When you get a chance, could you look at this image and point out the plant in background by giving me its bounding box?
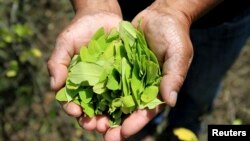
[0,23,43,96]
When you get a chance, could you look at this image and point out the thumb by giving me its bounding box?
[47,33,84,117]
[160,41,193,107]
[47,34,74,91]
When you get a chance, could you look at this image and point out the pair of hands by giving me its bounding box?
[48,1,193,140]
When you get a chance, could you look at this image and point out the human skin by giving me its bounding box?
[47,0,222,140]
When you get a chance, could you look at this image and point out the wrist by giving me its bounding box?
[149,0,223,26]
[70,0,122,17]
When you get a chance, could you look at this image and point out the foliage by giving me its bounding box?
[56,21,163,127]
[0,0,78,141]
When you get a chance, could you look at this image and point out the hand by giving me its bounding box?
[47,0,122,134]
[103,3,194,140]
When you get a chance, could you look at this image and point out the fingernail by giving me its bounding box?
[169,91,177,107]
[79,117,84,128]
[50,77,55,90]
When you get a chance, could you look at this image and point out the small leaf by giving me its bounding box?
[106,70,120,90]
[146,61,160,85]
[141,86,159,103]
[119,21,137,42]
[79,87,93,103]
[106,28,119,42]
[6,70,17,77]
[141,98,164,109]
[30,48,42,58]
[65,88,78,102]
[66,80,79,90]
[55,87,68,101]
[122,95,135,108]
[100,40,115,60]
[121,58,131,96]
[91,27,105,40]
[95,99,107,114]
[80,47,97,63]
[88,39,103,56]
[109,110,122,127]
[93,81,107,94]
[81,102,95,117]
[131,63,144,105]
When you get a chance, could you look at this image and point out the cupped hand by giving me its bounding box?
[103,4,194,141]
[47,2,122,133]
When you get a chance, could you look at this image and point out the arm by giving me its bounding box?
[70,0,122,15]
[150,0,223,24]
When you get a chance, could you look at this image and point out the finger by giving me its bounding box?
[121,106,162,138]
[62,102,82,117]
[160,41,193,107]
[79,116,97,131]
[104,126,123,141]
[47,32,75,91]
[96,116,109,133]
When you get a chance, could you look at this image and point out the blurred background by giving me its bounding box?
[0,0,249,141]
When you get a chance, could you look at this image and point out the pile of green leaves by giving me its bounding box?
[56,21,163,127]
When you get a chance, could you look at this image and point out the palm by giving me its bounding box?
[133,9,193,103]
[48,12,122,118]
[59,12,122,53]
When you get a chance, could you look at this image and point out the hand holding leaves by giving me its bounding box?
[56,21,164,127]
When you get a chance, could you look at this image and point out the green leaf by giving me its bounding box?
[119,21,137,47]
[121,58,131,96]
[87,40,103,59]
[131,63,144,105]
[141,86,159,103]
[97,34,108,50]
[66,80,79,90]
[106,28,119,42]
[81,102,95,117]
[79,87,93,103]
[121,95,136,114]
[5,70,17,77]
[122,95,135,108]
[65,88,78,102]
[106,70,120,90]
[55,87,68,101]
[146,61,160,85]
[68,62,104,85]
[101,92,113,102]
[109,110,122,127]
[100,40,115,60]
[13,24,33,37]
[95,99,107,114]
[80,47,97,63]
[109,98,122,113]
[91,27,105,40]
[121,35,133,62]
[140,98,164,109]
[93,81,107,94]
